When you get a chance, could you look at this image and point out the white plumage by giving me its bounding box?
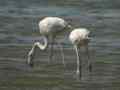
[27,17,71,67]
[39,17,68,35]
[69,28,90,46]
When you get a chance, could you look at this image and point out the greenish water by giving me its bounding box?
[0,0,120,90]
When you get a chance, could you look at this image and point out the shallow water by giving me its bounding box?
[0,0,120,90]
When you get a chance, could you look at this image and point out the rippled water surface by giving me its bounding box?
[0,0,120,90]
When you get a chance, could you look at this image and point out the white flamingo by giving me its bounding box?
[69,28,92,78]
[27,17,72,67]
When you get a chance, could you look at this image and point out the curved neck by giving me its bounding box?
[39,36,48,50]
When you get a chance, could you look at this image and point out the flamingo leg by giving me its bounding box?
[58,42,65,66]
[74,45,82,79]
[85,45,92,72]
[49,36,55,62]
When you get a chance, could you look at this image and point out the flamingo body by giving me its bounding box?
[39,17,68,36]
[69,28,90,46]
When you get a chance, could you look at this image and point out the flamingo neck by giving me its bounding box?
[38,36,48,50]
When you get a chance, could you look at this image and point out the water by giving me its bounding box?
[0,0,120,89]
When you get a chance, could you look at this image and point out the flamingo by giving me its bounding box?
[69,28,92,79]
[27,17,72,67]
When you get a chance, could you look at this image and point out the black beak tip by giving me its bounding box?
[29,62,34,67]
[26,61,34,68]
